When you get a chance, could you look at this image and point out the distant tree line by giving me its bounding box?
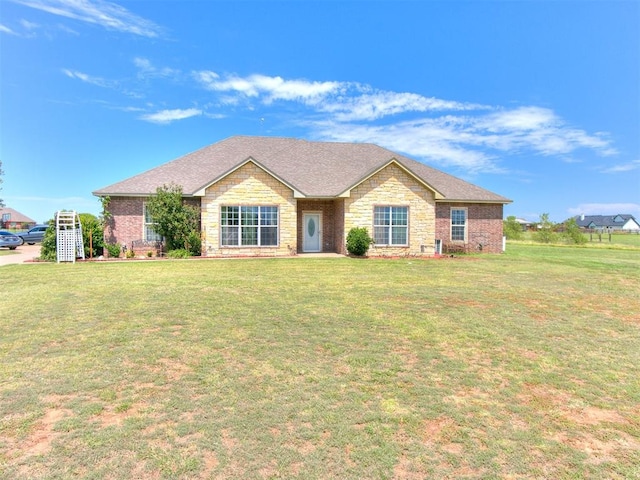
[504,214,586,245]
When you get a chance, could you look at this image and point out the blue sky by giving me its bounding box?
[1,0,638,224]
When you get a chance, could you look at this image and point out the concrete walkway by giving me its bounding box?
[0,244,41,266]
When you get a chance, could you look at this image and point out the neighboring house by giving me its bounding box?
[0,207,36,230]
[515,218,534,231]
[93,136,512,257]
[574,214,640,232]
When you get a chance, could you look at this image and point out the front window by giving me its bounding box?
[451,208,467,241]
[373,206,408,246]
[144,204,162,242]
[221,206,278,247]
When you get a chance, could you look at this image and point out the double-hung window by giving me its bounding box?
[451,208,467,241]
[221,206,278,247]
[373,206,408,246]
[144,204,162,242]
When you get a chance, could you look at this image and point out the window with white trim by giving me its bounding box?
[373,206,408,246]
[451,208,467,241]
[221,206,278,246]
[144,204,162,242]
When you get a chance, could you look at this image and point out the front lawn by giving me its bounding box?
[1,245,639,479]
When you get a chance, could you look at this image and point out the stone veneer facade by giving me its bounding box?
[201,162,297,256]
[345,163,436,257]
[104,162,505,258]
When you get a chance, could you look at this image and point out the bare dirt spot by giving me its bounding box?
[552,431,640,465]
[221,428,238,450]
[392,341,419,370]
[104,403,142,428]
[198,450,219,479]
[159,357,192,381]
[393,452,428,480]
[422,416,457,444]
[14,407,73,458]
[519,384,628,426]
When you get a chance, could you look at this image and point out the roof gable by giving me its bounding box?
[192,157,304,197]
[338,158,444,199]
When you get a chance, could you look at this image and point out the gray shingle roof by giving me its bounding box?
[574,214,638,228]
[93,136,511,203]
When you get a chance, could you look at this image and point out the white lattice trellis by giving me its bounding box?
[56,211,85,263]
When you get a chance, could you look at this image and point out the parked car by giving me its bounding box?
[0,230,23,249]
[17,224,49,244]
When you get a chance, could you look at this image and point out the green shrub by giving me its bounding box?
[106,243,121,258]
[346,227,374,256]
[126,249,136,259]
[79,213,105,258]
[187,231,201,256]
[167,249,190,259]
[39,222,57,262]
[533,213,558,244]
[562,218,587,245]
[503,216,523,240]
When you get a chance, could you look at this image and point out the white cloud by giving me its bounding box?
[599,159,640,173]
[140,108,202,124]
[567,203,640,217]
[193,72,487,119]
[314,119,502,173]
[195,72,342,103]
[12,0,162,37]
[133,57,179,80]
[190,71,616,172]
[0,24,19,35]
[62,68,112,88]
[20,19,40,30]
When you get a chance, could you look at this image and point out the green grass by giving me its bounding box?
[518,230,640,248]
[1,245,639,479]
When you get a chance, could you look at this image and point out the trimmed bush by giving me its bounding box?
[167,249,191,259]
[106,243,122,258]
[346,227,374,256]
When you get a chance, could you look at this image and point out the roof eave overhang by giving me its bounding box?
[92,192,196,198]
[192,157,305,198]
[338,158,445,199]
[436,198,513,205]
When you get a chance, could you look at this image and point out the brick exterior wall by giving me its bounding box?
[296,199,345,253]
[104,196,200,256]
[103,196,145,252]
[201,162,297,257]
[435,203,505,253]
[345,163,436,257]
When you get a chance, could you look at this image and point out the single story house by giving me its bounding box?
[574,214,640,232]
[0,207,37,230]
[93,136,511,257]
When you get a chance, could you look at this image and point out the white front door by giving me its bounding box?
[303,213,321,252]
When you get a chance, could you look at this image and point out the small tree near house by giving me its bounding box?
[146,183,201,255]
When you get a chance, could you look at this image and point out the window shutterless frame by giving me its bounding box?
[451,207,467,242]
[143,203,162,242]
[220,205,279,247]
[373,206,409,246]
